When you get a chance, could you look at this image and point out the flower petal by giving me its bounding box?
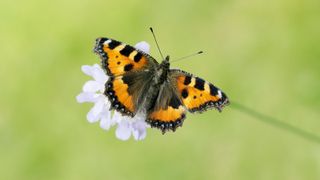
[86,108,100,123]
[86,98,104,123]
[132,119,147,141]
[76,92,97,103]
[112,111,123,123]
[100,111,113,130]
[135,41,150,54]
[82,80,104,92]
[92,65,108,84]
[115,120,132,141]
[81,65,94,76]
[99,101,115,130]
[93,98,105,116]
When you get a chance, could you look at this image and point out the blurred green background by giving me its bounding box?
[1,0,320,179]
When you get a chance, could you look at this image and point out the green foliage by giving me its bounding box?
[1,0,320,179]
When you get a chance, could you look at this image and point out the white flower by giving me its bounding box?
[115,113,147,141]
[76,41,150,141]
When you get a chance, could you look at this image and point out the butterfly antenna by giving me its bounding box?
[171,51,203,63]
[149,27,165,60]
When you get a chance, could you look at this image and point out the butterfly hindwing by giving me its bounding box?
[105,70,154,117]
[94,37,158,76]
[146,80,186,133]
[171,69,229,113]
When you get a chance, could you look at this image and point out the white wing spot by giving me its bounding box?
[217,90,222,98]
[104,39,112,45]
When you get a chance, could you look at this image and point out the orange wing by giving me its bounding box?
[171,70,229,113]
[104,70,154,117]
[147,106,186,133]
[146,81,186,133]
[94,37,157,76]
[105,76,135,116]
[95,38,158,116]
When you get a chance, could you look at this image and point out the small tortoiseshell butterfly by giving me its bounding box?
[93,33,229,133]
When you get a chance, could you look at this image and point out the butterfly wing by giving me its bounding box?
[170,69,229,113]
[146,79,186,133]
[94,37,158,116]
[105,70,155,116]
[94,37,158,76]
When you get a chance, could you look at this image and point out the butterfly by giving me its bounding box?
[93,36,229,133]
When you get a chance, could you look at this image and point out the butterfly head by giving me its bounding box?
[160,55,170,69]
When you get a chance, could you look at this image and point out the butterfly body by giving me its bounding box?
[94,37,229,133]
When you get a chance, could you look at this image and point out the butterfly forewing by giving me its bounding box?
[95,37,158,116]
[94,37,157,76]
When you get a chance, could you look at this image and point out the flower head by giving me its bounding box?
[77,41,151,141]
